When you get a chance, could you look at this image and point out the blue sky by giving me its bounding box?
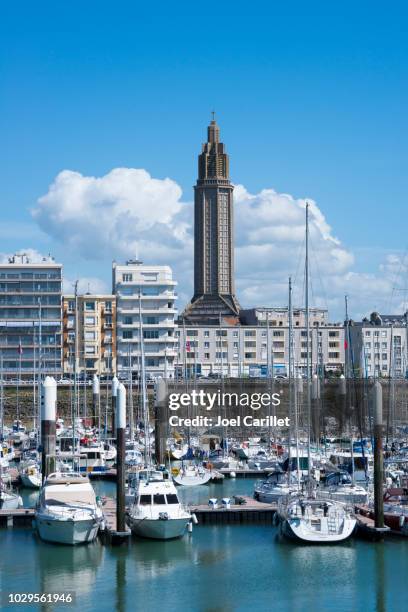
[1,1,408,317]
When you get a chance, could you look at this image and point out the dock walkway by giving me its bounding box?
[190,495,277,524]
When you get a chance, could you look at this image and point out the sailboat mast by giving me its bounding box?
[138,290,150,465]
[288,277,293,482]
[305,202,311,479]
[345,294,355,484]
[72,281,78,462]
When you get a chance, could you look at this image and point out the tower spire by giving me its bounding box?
[180,117,240,324]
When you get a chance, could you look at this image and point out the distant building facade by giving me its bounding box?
[175,318,344,378]
[348,312,408,378]
[0,254,62,378]
[62,294,116,377]
[113,260,178,379]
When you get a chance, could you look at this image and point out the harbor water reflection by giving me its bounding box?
[1,478,407,611]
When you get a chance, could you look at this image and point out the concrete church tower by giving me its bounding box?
[181,116,240,324]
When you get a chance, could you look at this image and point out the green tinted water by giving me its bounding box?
[2,479,407,612]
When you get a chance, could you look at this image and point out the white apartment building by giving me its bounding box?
[349,312,408,378]
[175,322,344,378]
[112,260,178,378]
[0,254,62,378]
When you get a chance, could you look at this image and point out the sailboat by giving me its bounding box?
[278,203,356,543]
[172,463,212,486]
[126,292,192,539]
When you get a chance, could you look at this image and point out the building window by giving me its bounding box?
[122,273,133,282]
[85,316,96,325]
[329,352,339,359]
[143,330,159,339]
[244,330,255,337]
[244,352,256,359]
[68,300,75,312]
[204,342,210,348]
[204,353,210,359]
[365,331,371,336]
[124,316,133,325]
[123,330,133,339]
[187,330,198,336]
[85,345,96,354]
[85,301,95,311]
[145,316,159,325]
[85,359,95,368]
[382,354,387,361]
[233,331,238,337]
[381,331,387,337]
[85,331,96,341]
[329,331,339,337]
[216,330,227,337]
[105,301,112,312]
[204,330,210,337]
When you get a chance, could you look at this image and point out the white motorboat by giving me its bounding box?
[277,495,356,543]
[126,469,192,539]
[35,472,103,545]
[57,437,108,475]
[172,464,212,487]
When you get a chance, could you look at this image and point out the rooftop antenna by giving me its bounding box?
[211,110,215,121]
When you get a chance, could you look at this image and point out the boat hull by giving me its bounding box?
[173,472,212,487]
[281,516,356,543]
[35,515,100,545]
[127,515,189,540]
[21,473,41,489]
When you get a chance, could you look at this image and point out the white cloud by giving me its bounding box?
[33,168,190,262]
[33,168,404,320]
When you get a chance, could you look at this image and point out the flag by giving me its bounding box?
[344,339,348,351]
[186,340,191,352]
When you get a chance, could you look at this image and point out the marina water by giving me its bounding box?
[2,479,407,612]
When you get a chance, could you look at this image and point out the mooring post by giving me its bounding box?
[93,374,100,429]
[154,377,167,465]
[41,376,56,482]
[111,375,119,436]
[116,382,126,534]
[373,381,384,529]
